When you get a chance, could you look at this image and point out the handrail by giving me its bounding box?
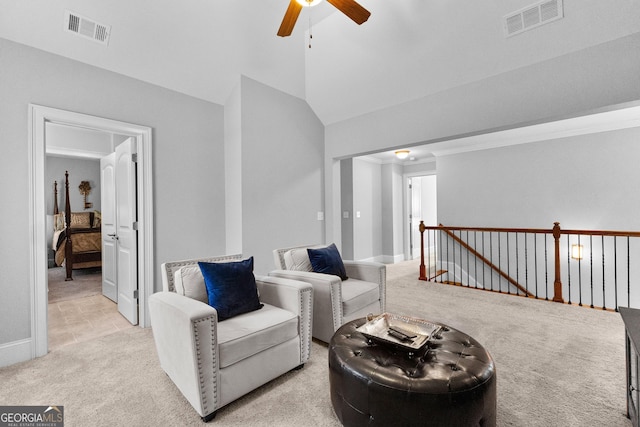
[418,221,640,311]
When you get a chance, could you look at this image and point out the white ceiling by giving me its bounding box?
[1,1,639,129]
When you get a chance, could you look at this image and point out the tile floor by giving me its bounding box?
[48,294,134,352]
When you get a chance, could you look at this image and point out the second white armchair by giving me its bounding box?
[271,244,386,343]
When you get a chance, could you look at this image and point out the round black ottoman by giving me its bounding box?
[329,318,496,427]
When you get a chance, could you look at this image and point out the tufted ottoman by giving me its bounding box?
[329,318,496,427]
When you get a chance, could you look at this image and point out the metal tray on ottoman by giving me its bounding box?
[356,312,441,351]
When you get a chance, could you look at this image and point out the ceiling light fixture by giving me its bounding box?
[395,150,410,160]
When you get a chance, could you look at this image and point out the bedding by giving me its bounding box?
[53,171,102,280]
[54,227,102,268]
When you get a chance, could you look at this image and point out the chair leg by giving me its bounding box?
[202,411,217,422]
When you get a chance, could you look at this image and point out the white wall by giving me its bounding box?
[0,38,225,348]
[45,122,112,158]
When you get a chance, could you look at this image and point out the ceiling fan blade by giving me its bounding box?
[326,0,371,25]
[277,0,303,37]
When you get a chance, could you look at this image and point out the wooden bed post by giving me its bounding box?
[53,181,59,215]
[64,171,73,281]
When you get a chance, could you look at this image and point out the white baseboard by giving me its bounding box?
[0,338,33,368]
[383,254,406,264]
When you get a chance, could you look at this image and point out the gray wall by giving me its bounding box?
[238,76,325,275]
[0,38,225,346]
[323,33,640,246]
[46,157,101,216]
[340,159,354,260]
[437,127,640,231]
[353,158,382,261]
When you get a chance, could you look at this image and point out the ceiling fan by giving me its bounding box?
[277,0,371,37]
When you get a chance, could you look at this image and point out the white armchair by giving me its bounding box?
[270,245,386,343]
[149,255,313,421]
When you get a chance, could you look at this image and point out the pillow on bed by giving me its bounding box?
[307,243,348,281]
[53,213,66,231]
[70,212,91,229]
[92,211,102,228]
[198,257,263,321]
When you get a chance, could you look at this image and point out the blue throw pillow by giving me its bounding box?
[307,244,348,281]
[198,257,263,321]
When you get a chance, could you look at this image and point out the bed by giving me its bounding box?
[52,171,102,281]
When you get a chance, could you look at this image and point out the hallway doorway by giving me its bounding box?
[408,175,437,259]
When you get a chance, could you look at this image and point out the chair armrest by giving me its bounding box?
[343,261,387,313]
[269,270,343,336]
[256,276,313,363]
[343,260,386,284]
[148,292,219,417]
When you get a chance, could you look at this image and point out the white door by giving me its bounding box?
[410,177,422,259]
[100,152,117,302]
[115,138,139,325]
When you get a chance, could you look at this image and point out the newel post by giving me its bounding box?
[419,221,427,280]
[552,222,564,303]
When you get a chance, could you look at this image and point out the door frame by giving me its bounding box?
[403,171,436,261]
[28,104,154,358]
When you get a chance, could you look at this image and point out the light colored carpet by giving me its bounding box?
[0,260,631,426]
[48,267,102,304]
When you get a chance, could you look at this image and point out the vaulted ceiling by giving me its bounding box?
[1,0,638,127]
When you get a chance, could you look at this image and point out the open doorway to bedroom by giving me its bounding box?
[45,124,133,351]
[29,104,154,359]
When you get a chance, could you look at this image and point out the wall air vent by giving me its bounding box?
[504,0,563,37]
[64,10,111,45]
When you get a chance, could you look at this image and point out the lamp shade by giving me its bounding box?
[571,244,583,260]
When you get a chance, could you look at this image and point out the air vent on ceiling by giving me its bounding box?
[504,0,563,38]
[64,10,111,45]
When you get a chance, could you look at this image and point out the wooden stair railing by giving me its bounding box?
[442,225,533,297]
[418,221,640,310]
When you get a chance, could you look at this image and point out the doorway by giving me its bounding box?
[45,129,137,350]
[28,104,154,359]
[408,175,437,260]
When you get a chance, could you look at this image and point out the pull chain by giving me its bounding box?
[308,9,313,48]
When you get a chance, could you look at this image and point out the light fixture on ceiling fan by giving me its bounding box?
[277,0,371,37]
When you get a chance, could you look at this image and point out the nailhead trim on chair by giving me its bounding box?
[330,281,343,332]
[299,287,313,363]
[193,315,218,414]
[379,265,387,313]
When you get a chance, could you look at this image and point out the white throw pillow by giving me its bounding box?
[283,247,315,272]
[174,265,208,304]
